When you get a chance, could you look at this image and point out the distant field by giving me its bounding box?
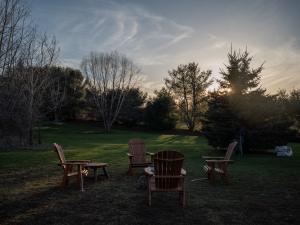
[0,122,299,225]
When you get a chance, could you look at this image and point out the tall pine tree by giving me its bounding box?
[219,49,264,95]
[202,48,293,151]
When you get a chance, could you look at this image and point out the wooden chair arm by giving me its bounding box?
[66,160,91,163]
[205,159,233,163]
[127,153,133,157]
[146,152,154,162]
[60,162,89,166]
[144,167,154,176]
[127,153,134,164]
[181,168,187,176]
[202,156,224,159]
[144,167,186,176]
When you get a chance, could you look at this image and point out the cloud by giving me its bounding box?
[51,1,194,67]
[253,38,300,92]
[32,0,300,94]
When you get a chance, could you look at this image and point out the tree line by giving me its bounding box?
[1,0,299,151]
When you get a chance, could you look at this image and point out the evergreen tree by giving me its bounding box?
[117,88,147,127]
[202,92,239,148]
[203,48,293,151]
[144,88,177,130]
[219,49,264,95]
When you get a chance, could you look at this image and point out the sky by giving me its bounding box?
[29,0,300,93]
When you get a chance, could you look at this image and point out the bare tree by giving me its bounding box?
[19,31,59,145]
[0,0,30,147]
[0,0,59,148]
[81,51,141,132]
[165,62,212,131]
[0,0,28,77]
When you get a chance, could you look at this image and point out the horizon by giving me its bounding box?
[29,0,300,94]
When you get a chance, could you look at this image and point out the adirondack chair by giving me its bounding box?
[202,141,238,184]
[53,143,90,191]
[127,139,154,175]
[145,151,186,206]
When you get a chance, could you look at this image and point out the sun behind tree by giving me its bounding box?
[219,48,265,95]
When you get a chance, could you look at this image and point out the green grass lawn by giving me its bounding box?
[0,122,300,225]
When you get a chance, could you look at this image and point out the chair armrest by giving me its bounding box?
[127,153,134,164]
[146,152,154,162]
[61,162,88,166]
[205,159,233,163]
[181,168,187,176]
[144,167,154,176]
[66,160,91,163]
[127,153,133,157]
[146,152,154,156]
[202,156,224,159]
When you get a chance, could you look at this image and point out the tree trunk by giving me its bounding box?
[54,111,59,122]
[28,125,33,146]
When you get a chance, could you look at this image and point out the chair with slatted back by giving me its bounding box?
[53,143,91,191]
[127,139,154,175]
[202,141,238,184]
[144,151,186,206]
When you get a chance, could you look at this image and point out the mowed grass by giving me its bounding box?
[0,122,300,225]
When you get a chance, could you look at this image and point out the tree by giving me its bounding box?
[203,48,293,151]
[42,67,85,121]
[165,62,212,131]
[289,89,300,129]
[219,48,264,95]
[81,51,141,132]
[0,0,29,147]
[202,92,239,147]
[61,68,85,120]
[18,32,59,145]
[0,0,28,77]
[0,0,59,148]
[144,88,177,130]
[43,67,67,121]
[117,88,147,127]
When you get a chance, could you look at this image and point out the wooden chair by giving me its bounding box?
[202,141,238,184]
[145,151,186,206]
[127,139,154,175]
[53,143,90,191]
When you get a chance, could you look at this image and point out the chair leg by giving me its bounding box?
[207,170,211,180]
[103,166,109,179]
[222,165,229,184]
[208,170,215,184]
[127,165,133,175]
[223,171,230,184]
[93,168,98,182]
[148,190,152,206]
[77,165,84,192]
[62,175,68,187]
[181,191,186,207]
[62,168,69,187]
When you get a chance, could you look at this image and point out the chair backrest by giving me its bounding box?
[224,141,238,160]
[53,143,66,167]
[128,139,146,163]
[153,151,184,189]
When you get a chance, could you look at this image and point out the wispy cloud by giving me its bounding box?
[31,0,300,93]
[260,38,300,92]
[51,1,194,65]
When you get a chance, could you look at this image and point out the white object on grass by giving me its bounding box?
[274,146,293,157]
